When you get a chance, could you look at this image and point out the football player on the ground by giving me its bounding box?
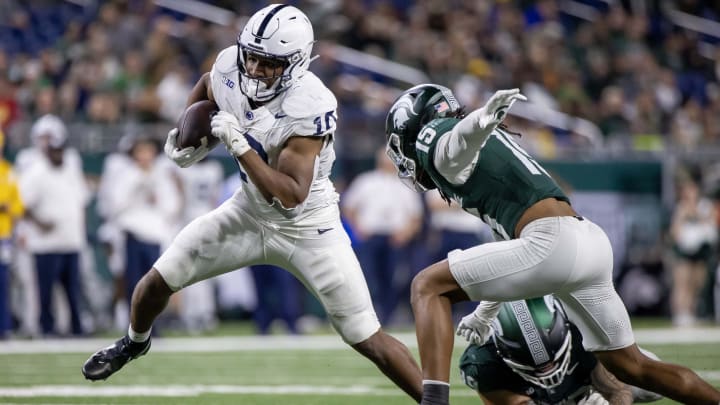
[383,83,720,405]
[459,296,663,405]
[81,4,423,401]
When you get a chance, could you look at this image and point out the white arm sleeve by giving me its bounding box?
[433,109,497,185]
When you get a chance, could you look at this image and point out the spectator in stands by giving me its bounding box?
[425,189,491,322]
[96,134,134,330]
[669,169,717,327]
[110,136,181,303]
[105,136,181,307]
[342,147,423,325]
[0,128,24,339]
[213,174,257,322]
[18,116,89,336]
[425,189,489,265]
[250,264,303,335]
[2,0,720,150]
[0,76,20,131]
[12,114,81,337]
[175,156,224,333]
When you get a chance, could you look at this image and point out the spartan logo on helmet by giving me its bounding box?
[390,97,414,131]
[492,296,573,389]
[384,84,463,192]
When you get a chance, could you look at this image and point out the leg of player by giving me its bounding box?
[82,268,172,380]
[351,330,423,402]
[410,260,469,405]
[594,344,720,405]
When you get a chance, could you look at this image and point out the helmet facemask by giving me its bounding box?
[386,132,429,192]
[499,331,572,389]
[237,41,307,102]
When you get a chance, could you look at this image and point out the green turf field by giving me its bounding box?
[0,328,718,404]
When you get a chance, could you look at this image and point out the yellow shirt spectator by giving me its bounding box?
[0,130,23,238]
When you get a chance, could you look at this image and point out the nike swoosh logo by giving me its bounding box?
[317,228,333,234]
[274,112,288,119]
[566,363,579,375]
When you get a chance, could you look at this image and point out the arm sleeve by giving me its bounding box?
[433,109,497,185]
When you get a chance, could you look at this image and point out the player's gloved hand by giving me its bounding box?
[577,391,609,405]
[456,301,501,345]
[164,128,210,168]
[211,111,251,157]
[476,88,527,129]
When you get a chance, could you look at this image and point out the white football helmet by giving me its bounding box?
[237,4,315,102]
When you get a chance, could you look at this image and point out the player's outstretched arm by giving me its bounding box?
[435,89,526,183]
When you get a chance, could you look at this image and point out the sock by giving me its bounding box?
[128,325,151,343]
[420,380,450,405]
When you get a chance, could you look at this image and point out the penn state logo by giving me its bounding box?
[245,111,254,120]
[222,75,235,89]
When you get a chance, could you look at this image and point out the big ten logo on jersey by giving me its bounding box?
[313,111,337,135]
[222,75,235,89]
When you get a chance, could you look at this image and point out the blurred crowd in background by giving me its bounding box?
[0,0,720,339]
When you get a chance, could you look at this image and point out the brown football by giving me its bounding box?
[176,100,220,149]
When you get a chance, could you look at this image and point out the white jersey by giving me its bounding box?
[209,46,339,224]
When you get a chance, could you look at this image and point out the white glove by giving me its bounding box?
[476,88,527,129]
[577,391,609,405]
[164,128,210,168]
[456,301,501,345]
[211,111,251,157]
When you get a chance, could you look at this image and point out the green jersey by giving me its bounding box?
[415,118,569,239]
[459,323,597,404]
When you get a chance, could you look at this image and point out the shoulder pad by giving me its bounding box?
[280,72,337,119]
[210,46,239,92]
[211,46,239,76]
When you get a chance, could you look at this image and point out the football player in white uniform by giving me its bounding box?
[82,4,423,401]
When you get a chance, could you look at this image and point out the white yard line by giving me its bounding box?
[0,327,718,354]
[0,384,476,397]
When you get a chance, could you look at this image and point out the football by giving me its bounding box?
[176,99,220,149]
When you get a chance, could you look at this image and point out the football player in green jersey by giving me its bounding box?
[459,296,663,405]
[384,84,720,405]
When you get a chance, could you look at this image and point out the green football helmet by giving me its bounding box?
[384,84,462,192]
[492,296,572,389]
